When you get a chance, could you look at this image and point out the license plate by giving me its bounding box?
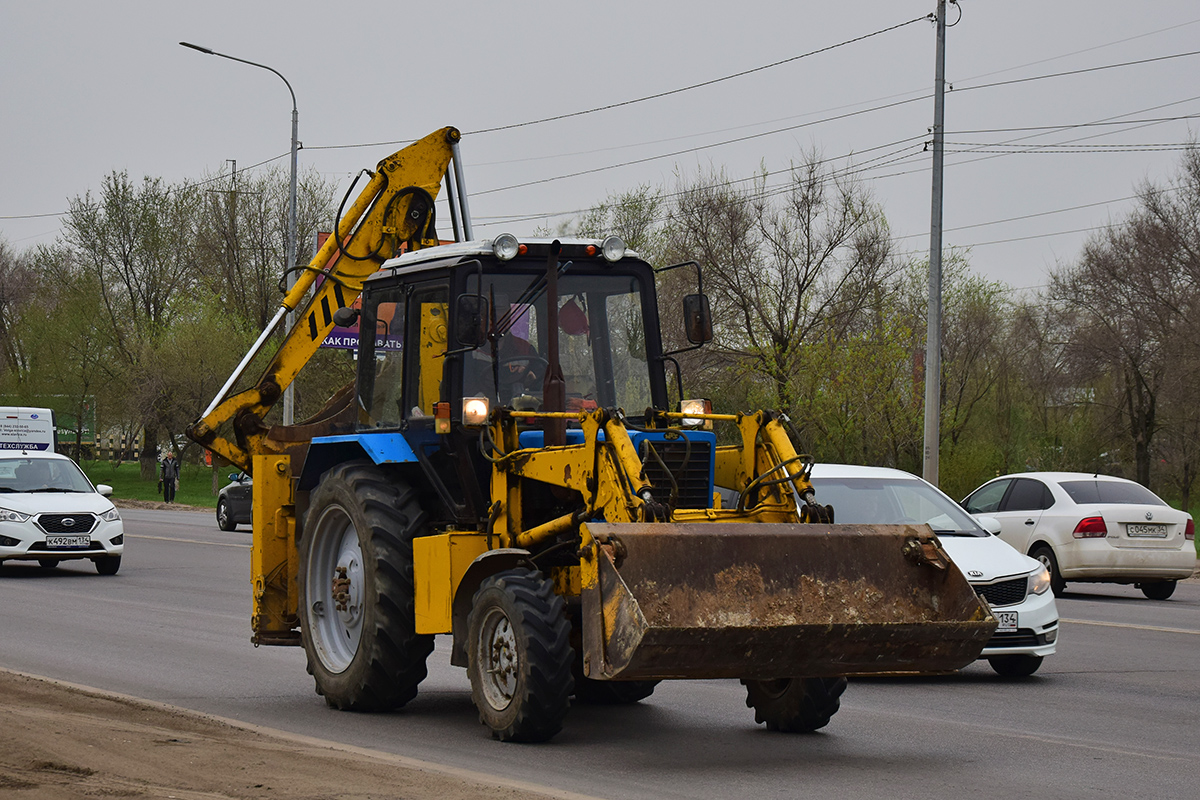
[995,611,1018,632]
[45,536,90,548]
[1126,524,1168,538]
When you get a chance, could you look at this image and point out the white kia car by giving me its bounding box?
[962,472,1195,600]
[808,464,1059,677]
[0,451,124,574]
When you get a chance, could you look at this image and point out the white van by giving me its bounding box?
[0,407,57,452]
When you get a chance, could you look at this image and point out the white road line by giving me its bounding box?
[1060,617,1200,636]
[127,533,250,549]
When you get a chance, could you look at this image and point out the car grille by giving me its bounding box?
[36,513,98,534]
[640,439,712,509]
[975,577,1027,607]
[987,629,1042,648]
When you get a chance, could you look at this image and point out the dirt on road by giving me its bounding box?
[0,670,576,800]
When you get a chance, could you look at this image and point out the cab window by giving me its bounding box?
[405,284,450,419]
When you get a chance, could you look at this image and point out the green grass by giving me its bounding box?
[80,460,224,508]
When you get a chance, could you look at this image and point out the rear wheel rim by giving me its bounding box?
[477,606,518,711]
[306,506,365,673]
[217,502,229,527]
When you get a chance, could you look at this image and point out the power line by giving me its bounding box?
[954,48,1200,94]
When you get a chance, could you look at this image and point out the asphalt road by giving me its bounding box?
[2,507,1197,800]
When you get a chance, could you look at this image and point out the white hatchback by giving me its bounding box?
[809,464,1059,677]
[962,472,1195,600]
[0,451,124,575]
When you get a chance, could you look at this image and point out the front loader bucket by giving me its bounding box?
[580,523,995,681]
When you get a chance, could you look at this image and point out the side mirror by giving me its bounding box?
[332,306,360,328]
[683,294,713,345]
[974,515,1002,535]
[228,472,240,483]
[455,294,487,347]
[95,483,113,498]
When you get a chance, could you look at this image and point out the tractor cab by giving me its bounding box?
[351,236,670,433]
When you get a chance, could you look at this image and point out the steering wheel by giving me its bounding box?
[497,355,549,385]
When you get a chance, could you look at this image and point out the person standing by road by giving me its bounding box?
[160,451,179,503]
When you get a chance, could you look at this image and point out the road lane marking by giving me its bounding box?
[1,667,606,800]
[1060,617,1200,636]
[128,533,250,549]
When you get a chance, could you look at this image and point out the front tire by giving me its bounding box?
[299,461,433,711]
[467,569,573,742]
[742,677,847,732]
[94,556,121,576]
[1139,580,1177,600]
[1030,545,1066,596]
[216,498,236,531]
[987,654,1043,677]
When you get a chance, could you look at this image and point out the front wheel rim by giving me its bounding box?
[477,606,518,711]
[306,506,365,673]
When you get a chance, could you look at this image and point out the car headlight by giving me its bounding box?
[100,508,121,522]
[0,506,31,523]
[1029,563,1052,595]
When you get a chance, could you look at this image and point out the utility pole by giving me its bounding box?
[922,0,948,485]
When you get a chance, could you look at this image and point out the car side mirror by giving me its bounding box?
[974,515,1002,535]
[455,294,487,347]
[683,294,713,345]
[96,483,113,497]
[229,472,240,482]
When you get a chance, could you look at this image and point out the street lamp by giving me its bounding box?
[180,41,299,426]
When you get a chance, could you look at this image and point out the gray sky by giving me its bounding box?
[3,1,1199,293]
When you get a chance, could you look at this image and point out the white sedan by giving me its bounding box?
[0,451,124,574]
[962,472,1195,600]
[809,464,1058,677]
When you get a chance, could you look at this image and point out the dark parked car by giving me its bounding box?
[216,472,252,531]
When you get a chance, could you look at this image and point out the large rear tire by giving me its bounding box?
[299,461,433,711]
[742,677,847,733]
[1030,545,1066,596]
[467,569,573,742]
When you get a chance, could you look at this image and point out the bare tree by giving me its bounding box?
[666,153,896,421]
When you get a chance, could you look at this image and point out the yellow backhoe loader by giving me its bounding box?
[188,126,995,742]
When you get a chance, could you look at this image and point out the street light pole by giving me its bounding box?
[180,41,299,426]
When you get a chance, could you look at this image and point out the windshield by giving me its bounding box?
[0,457,95,493]
[1059,479,1166,506]
[465,270,652,413]
[810,475,987,536]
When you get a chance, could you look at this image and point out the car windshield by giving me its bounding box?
[1058,479,1166,506]
[0,457,95,493]
[810,475,987,536]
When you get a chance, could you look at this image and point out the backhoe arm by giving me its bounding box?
[188,127,461,471]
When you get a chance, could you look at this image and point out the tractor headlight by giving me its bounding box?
[601,235,626,262]
[680,398,712,429]
[463,396,490,426]
[492,233,520,261]
[1029,563,1052,595]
